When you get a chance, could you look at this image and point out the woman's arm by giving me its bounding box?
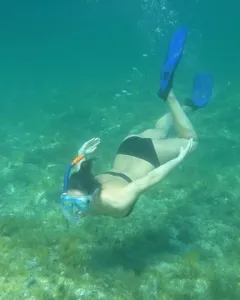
[126,156,182,195]
[118,139,193,214]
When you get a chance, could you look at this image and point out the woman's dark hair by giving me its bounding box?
[68,158,101,195]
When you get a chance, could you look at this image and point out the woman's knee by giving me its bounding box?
[181,127,198,142]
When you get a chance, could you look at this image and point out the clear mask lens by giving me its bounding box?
[61,194,90,225]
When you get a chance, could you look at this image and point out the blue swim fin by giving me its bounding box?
[190,73,213,108]
[158,26,188,100]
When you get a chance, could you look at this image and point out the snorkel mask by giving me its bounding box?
[61,154,91,224]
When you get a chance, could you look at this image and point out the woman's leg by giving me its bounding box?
[166,89,197,141]
[152,90,198,164]
[139,91,193,140]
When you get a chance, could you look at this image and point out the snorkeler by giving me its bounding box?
[61,27,213,224]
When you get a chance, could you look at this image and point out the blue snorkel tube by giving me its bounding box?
[63,164,74,193]
[62,154,85,193]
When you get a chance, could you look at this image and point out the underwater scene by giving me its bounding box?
[0,0,240,299]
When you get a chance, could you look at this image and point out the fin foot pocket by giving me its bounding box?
[158,26,188,101]
[187,73,214,109]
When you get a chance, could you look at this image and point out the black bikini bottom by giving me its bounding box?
[103,136,160,183]
[117,136,160,168]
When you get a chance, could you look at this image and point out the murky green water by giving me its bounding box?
[0,1,240,299]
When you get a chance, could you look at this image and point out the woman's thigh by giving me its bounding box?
[152,138,193,164]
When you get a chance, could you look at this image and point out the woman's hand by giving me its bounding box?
[177,138,194,162]
[78,137,101,155]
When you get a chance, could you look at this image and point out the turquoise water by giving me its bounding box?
[1,1,240,299]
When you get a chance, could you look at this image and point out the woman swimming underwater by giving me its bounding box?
[61,27,213,224]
